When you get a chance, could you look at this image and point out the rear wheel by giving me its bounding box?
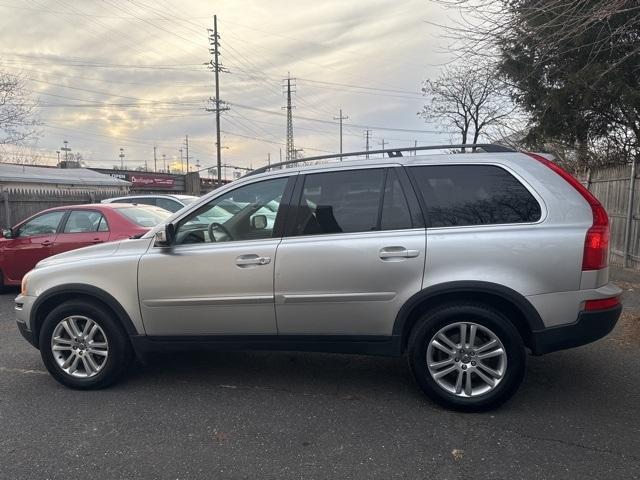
[408,303,525,411]
[39,300,133,389]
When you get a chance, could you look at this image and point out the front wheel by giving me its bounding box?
[39,300,133,389]
[408,303,526,411]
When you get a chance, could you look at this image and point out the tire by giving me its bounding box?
[39,300,133,389]
[408,302,526,412]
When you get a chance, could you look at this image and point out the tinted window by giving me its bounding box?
[294,169,410,236]
[176,177,288,244]
[17,211,65,237]
[410,165,541,227]
[381,169,412,230]
[64,211,108,233]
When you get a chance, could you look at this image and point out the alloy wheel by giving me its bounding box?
[426,322,507,397]
[51,315,109,378]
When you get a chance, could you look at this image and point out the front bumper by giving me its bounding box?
[15,294,38,349]
[16,320,37,348]
[531,304,622,355]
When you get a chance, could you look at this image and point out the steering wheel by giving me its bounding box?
[208,222,233,242]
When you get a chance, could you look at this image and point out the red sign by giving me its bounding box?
[129,174,175,189]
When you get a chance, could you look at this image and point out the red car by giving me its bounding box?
[0,203,170,287]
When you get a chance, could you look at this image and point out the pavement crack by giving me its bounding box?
[495,425,640,462]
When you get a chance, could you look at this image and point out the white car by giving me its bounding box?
[102,194,198,213]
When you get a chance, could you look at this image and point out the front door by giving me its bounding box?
[3,210,67,282]
[274,167,426,336]
[138,175,293,336]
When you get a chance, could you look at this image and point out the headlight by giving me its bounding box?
[20,273,29,296]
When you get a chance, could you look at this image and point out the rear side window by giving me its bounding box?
[410,165,541,227]
[64,210,108,233]
[156,198,182,212]
[292,168,413,236]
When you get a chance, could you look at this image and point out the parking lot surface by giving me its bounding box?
[1,270,639,479]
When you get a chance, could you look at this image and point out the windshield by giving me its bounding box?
[118,206,172,228]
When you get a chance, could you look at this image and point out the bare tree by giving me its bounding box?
[0,144,45,165]
[430,0,640,68]
[0,72,38,145]
[418,65,518,151]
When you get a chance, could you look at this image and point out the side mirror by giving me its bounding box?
[154,223,176,247]
[251,215,267,230]
[1,228,13,239]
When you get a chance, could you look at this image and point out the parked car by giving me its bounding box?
[101,194,198,213]
[15,145,622,411]
[1,203,170,288]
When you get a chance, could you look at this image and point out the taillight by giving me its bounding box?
[584,297,619,311]
[526,152,609,271]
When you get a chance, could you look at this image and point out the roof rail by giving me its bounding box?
[245,143,515,177]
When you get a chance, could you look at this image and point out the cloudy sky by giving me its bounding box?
[1,0,454,178]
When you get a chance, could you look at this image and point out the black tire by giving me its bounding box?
[408,302,526,412]
[39,300,133,389]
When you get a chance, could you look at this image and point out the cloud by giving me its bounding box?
[0,0,452,176]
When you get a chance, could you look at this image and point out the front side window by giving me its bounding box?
[64,211,108,233]
[292,168,413,236]
[410,165,542,227]
[17,211,66,237]
[175,177,288,245]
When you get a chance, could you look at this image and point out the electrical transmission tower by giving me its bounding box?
[119,148,125,169]
[206,15,229,184]
[364,130,372,159]
[283,74,296,165]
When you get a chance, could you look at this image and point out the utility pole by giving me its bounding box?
[364,130,372,159]
[61,140,71,162]
[184,135,190,173]
[162,154,166,173]
[179,148,184,173]
[207,15,229,184]
[56,150,60,163]
[267,153,271,166]
[414,140,417,156]
[378,138,386,156]
[119,148,125,170]
[283,73,296,164]
[333,109,349,160]
[153,145,157,172]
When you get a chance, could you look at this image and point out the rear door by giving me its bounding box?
[2,210,66,282]
[52,209,110,255]
[274,166,426,336]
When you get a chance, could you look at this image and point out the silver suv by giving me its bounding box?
[15,145,622,411]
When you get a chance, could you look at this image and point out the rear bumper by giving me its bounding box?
[531,305,621,355]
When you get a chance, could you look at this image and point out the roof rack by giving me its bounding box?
[245,143,514,177]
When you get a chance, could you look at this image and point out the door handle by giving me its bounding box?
[379,247,420,259]
[235,254,272,266]
[42,240,52,246]
[91,238,103,244]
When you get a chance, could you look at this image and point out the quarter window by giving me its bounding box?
[410,165,541,227]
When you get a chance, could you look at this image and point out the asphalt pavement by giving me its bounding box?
[1,273,639,480]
